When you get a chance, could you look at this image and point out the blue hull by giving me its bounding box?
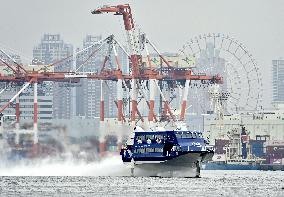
[204,163,260,170]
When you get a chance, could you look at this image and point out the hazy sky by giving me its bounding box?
[0,0,284,107]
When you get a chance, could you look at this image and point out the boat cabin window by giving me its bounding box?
[185,133,192,138]
[175,133,182,138]
[136,134,165,144]
[155,135,164,143]
[136,135,145,141]
[146,135,155,140]
[176,132,194,139]
[175,132,203,139]
[156,138,162,144]
[136,136,143,144]
[192,132,203,138]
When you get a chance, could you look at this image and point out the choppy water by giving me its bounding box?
[0,157,283,196]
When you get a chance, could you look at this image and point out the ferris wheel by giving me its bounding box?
[179,33,263,115]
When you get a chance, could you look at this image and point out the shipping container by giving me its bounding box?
[265,146,284,156]
[266,155,284,164]
[215,139,229,154]
[250,140,265,158]
[270,158,282,165]
[266,152,284,158]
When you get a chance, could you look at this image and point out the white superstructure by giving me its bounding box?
[204,109,284,143]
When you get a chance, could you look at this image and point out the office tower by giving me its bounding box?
[33,34,73,119]
[272,59,284,104]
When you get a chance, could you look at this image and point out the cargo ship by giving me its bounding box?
[203,109,284,170]
[120,125,214,177]
[203,124,284,170]
[203,125,266,170]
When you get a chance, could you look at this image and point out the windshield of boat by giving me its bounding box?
[175,132,202,139]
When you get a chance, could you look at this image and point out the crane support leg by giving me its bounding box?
[99,80,106,157]
[180,80,190,121]
[15,87,20,130]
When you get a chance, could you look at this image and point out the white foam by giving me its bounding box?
[0,156,130,176]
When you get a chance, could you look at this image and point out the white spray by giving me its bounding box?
[0,156,130,176]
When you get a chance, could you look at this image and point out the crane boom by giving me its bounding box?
[91,4,134,31]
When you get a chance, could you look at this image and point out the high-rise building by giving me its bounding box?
[33,34,73,119]
[272,59,284,104]
[0,91,53,122]
[33,34,73,65]
[76,35,119,119]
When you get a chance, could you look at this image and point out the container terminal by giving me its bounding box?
[0,4,283,173]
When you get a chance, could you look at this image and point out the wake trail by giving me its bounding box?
[0,156,130,176]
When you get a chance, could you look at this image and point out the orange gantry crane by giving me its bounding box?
[91,4,222,123]
[0,4,222,154]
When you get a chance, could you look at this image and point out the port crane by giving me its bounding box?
[0,4,222,155]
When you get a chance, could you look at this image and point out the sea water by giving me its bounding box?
[0,156,283,196]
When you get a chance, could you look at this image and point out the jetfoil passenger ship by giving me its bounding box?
[120,126,214,177]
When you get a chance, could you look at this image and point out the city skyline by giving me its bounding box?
[1,30,280,113]
[1,0,283,109]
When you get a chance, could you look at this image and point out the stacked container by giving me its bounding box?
[214,139,229,154]
[264,140,284,164]
[250,140,265,158]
